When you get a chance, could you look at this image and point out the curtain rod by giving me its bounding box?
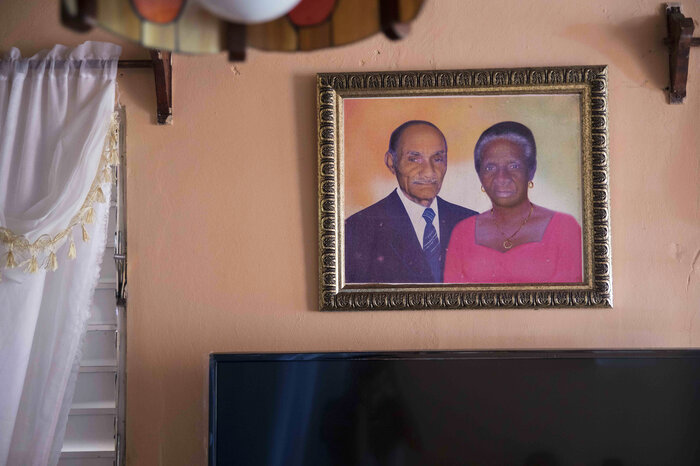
[118,60,152,68]
[3,60,152,68]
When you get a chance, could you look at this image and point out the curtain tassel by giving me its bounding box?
[102,167,113,183]
[47,251,58,271]
[85,207,95,224]
[68,237,77,260]
[82,224,90,242]
[6,246,18,269]
[109,147,120,166]
[95,187,106,203]
[27,255,39,273]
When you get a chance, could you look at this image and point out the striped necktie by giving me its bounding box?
[422,208,440,282]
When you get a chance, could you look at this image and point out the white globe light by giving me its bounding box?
[195,0,302,24]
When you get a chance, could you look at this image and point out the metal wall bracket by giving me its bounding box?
[665,4,700,103]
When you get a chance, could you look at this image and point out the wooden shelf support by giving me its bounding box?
[148,50,173,125]
[61,2,173,123]
[665,4,700,104]
[380,0,412,40]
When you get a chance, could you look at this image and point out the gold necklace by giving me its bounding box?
[491,202,533,249]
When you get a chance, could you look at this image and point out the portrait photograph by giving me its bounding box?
[317,67,611,310]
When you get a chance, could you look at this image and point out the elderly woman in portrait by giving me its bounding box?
[444,121,582,283]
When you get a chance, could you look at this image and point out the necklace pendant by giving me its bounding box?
[503,239,513,249]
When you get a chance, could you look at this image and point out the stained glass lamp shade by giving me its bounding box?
[61,0,425,57]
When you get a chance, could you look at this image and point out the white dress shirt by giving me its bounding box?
[395,188,440,248]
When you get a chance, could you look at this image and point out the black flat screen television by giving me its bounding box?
[209,350,700,466]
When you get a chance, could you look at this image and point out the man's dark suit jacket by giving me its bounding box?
[345,189,478,283]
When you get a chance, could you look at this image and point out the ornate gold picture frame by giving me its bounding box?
[317,66,611,310]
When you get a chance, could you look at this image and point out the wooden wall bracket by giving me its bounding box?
[61,6,172,124]
[380,0,411,40]
[148,50,173,125]
[117,55,172,125]
[225,22,246,62]
[60,0,94,32]
[665,4,700,104]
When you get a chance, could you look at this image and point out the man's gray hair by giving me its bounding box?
[387,120,447,164]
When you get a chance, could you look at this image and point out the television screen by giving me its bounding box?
[209,351,700,465]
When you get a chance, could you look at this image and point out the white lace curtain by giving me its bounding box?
[0,41,121,466]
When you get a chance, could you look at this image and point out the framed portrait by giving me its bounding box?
[317,66,611,310]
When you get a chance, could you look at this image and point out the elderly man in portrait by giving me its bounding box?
[345,120,477,283]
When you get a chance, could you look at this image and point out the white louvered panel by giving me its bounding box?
[96,280,116,289]
[72,372,116,413]
[62,111,124,465]
[88,324,117,331]
[79,364,117,373]
[81,330,116,368]
[100,205,117,284]
[62,414,115,456]
[100,247,117,282]
[107,206,117,243]
[58,458,114,466]
[89,289,117,325]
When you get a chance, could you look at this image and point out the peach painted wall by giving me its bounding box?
[2,1,700,464]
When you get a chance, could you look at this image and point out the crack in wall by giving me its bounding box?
[686,248,700,293]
